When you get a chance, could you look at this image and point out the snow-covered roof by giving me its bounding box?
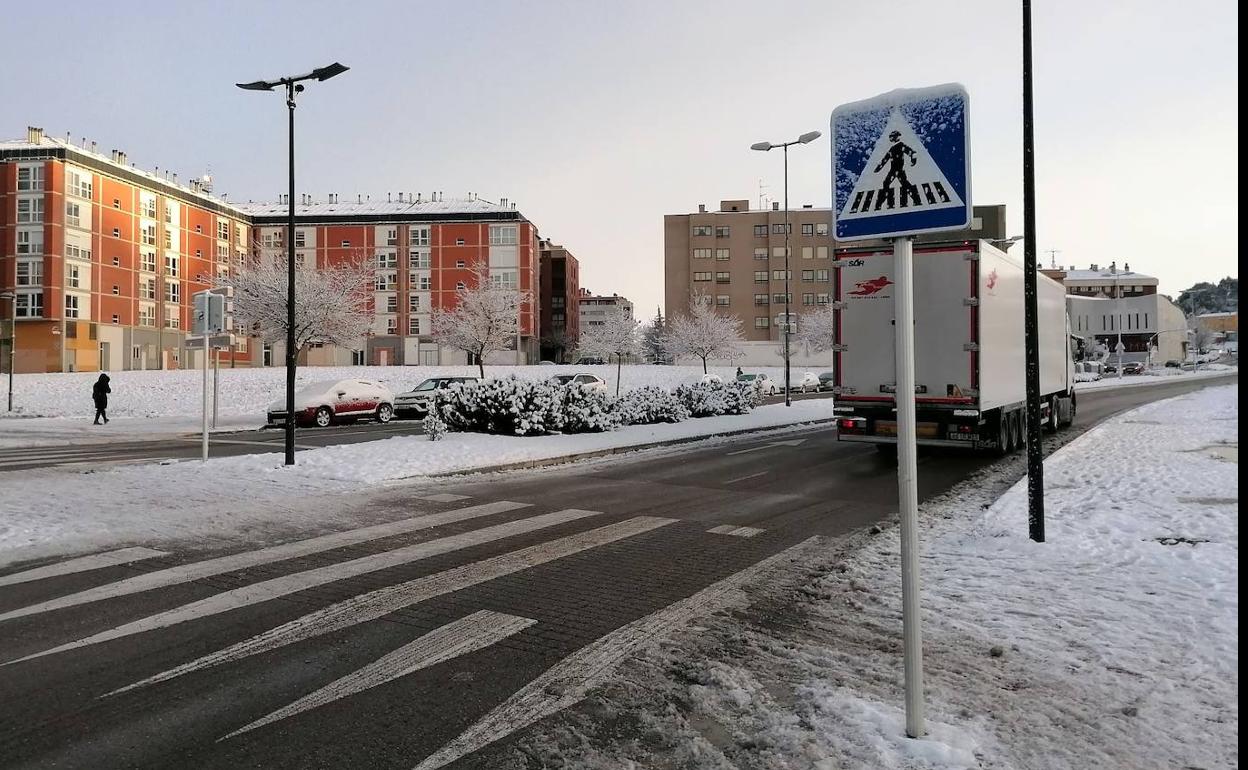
[1061,269,1158,284]
[233,198,518,218]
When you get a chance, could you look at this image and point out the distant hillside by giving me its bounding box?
[1177,277,1238,315]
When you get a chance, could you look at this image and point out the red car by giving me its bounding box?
[266,379,396,428]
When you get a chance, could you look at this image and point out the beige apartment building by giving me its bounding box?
[664,199,1007,361]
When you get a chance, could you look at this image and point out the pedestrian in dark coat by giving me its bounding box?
[92,373,111,425]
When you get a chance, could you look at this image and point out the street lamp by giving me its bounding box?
[0,291,14,411]
[751,130,822,406]
[1109,261,1124,379]
[237,62,349,466]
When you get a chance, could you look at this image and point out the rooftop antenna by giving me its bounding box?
[1046,249,1061,269]
[758,178,771,210]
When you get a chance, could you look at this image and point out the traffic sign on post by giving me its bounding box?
[831,83,972,741]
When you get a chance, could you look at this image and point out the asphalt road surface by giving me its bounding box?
[0,373,1236,769]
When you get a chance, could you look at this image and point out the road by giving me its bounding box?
[0,374,1235,769]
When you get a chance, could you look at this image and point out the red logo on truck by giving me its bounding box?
[986,269,998,290]
[848,276,894,296]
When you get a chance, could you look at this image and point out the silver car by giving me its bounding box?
[394,377,479,418]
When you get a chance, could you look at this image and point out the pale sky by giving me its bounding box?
[3,0,1237,317]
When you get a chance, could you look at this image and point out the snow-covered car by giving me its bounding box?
[817,371,835,391]
[574,356,606,365]
[267,379,395,428]
[736,373,778,396]
[394,376,479,418]
[550,373,609,393]
[798,372,821,392]
[1121,361,1145,375]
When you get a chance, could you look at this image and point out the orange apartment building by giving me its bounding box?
[1,127,541,372]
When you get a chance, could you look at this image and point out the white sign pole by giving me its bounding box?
[212,348,220,429]
[893,235,925,738]
[201,337,210,463]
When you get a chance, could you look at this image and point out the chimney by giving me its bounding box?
[172,173,177,184]
[90,141,97,153]
[1124,262,1130,272]
[1090,263,1098,271]
[697,203,706,213]
[772,202,780,211]
[117,151,127,165]
[388,192,392,202]
[65,131,71,143]
[26,126,43,144]
[358,194,363,204]
[500,197,509,208]
[110,150,118,162]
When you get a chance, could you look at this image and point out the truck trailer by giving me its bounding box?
[832,239,1075,453]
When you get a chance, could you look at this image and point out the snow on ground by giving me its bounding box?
[504,385,1238,769]
[1075,363,1237,392]
[0,398,836,567]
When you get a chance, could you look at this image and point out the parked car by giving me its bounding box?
[798,372,821,392]
[817,371,835,391]
[394,376,479,418]
[267,379,395,428]
[675,373,723,391]
[575,356,606,365]
[550,373,609,393]
[1164,360,1182,368]
[1121,361,1145,375]
[539,360,558,366]
[736,372,778,396]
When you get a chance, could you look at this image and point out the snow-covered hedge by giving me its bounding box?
[613,386,691,426]
[431,376,617,436]
[674,380,758,418]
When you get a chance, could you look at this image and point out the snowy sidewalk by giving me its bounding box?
[514,384,1239,769]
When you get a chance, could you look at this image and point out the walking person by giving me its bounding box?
[92,373,111,425]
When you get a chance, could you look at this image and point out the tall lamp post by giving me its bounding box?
[237,62,349,466]
[1110,261,1123,379]
[0,291,15,411]
[751,130,822,406]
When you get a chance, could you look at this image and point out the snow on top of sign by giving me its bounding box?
[233,198,517,217]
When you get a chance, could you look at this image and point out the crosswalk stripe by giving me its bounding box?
[0,500,532,623]
[412,536,821,770]
[420,494,471,503]
[0,548,169,588]
[707,525,766,538]
[222,610,536,739]
[9,509,600,666]
[105,516,676,696]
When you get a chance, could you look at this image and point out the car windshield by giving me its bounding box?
[411,379,439,392]
[737,374,757,381]
[299,380,344,395]
[552,375,575,384]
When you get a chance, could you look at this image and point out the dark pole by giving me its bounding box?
[783,143,792,406]
[1022,0,1044,542]
[284,82,298,466]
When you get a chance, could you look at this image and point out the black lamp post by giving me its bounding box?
[237,62,348,466]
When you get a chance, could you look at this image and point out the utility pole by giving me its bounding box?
[1023,0,1046,542]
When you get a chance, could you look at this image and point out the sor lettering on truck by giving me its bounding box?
[847,276,894,298]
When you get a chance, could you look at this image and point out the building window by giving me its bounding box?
[754,271,768,283]
[772,269,791,280]
[140,278,156,300]
[415,275,431,290]
[295,253,307,269]
[386,317,398,335]
[753,248,768,260]
[801,270,814,282]
[408,317,421,335]
[456,238,465,246]
[165,282,180,303]
[341,240,351,248]
[754,317,770,329]
[692,225,713,237]
[715,249,730,261]
[165,254,179,278]
[377,252,398,268]
[67,264,82,289]
[139,304,155,327]
[294,230,306,248]
[409,250,431,268]
[16,291,44,318]
[140,250,157,273]
[112,227,121,238]
[693,272,712,282]
[772,293,793,305]
[489,225,518,246]
[802,246,813,260]
[376,273,397,291]
[801,223,814,236]
[65,202,82,228]
[111,313,120,324]
[715,272,731,283]
[165,307,180,329]
[408,294,421,312]
[141,223,156,246]
[17,197,44,223]
[67,168,92,199]
[132,345,141,361]
[817,246,829,259]
[163,203,174,224]
[754,293,769,305]
[65,243,91,261]
[142,198,157,219]
[715,226,730,238]
[217,221,231,241]
[817,293,830,304]
[490,270,519,290]
[16,230,42,255]
[262,231,283,248]
[816,222,829,236]
[753,224,768,237]
[65,294,80,318]
[693,248,712,260]
[802,293,815,305]
[716,295,730,306]
[217,243,229,260]
[816,270,829,282]
[456,281,466,291]
[386,295,398,313]
[775,314,796,330]
[163,228,172,249]
[16,165,44,191]
[410,227,430,246]
[386,228,398,246]
[456,260,466,268]
[16,259,43,286]
[111,256,120,267]
[772,223,790,234]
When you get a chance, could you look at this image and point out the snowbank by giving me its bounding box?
[506,385,1239,769]
[1075,364,1236,391]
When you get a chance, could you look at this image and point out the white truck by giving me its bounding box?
[832,239,1076,453]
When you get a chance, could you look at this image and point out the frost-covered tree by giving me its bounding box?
[794,303,837,365]
[641,306,669,364]
[431,262,529,378]
[661,292,745,374]
[578,305,641,395]
[214,253,374,354]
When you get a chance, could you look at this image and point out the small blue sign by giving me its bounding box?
[831,84,971,241]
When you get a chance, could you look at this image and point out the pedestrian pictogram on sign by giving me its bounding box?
[831,84,971,241]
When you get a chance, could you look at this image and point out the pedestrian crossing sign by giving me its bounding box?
[831,84,971,241]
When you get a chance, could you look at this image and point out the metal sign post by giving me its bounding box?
[193,289,232,463]
[212,349,220,429]
[832,83,972,740]
[201,335,210,462]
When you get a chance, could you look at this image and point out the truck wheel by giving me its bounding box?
[1009,410,1024,451]
[994,411,1011,456]
[1044,397,1060,433]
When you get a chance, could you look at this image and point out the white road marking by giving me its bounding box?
[222,610,535,739]
[707,525,738,535]
[106,516,676,696]
[0,500,531,623]
[10,509,598,666]
[706,525,766,538]
[724,438,808,456]
[412,537,821,770]
[723,471,769,484]
[420,493,471,503]
[0,548,169,588]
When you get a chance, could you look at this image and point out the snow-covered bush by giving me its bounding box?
[551,384,620,433]
[422,411,448,441]
[674,380,757,418]
[614,385,691,426]
[432,376,617,436]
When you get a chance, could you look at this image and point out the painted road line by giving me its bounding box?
[706,525,765,538]
[223,610,536,739]
[724,471,769,484]
[725,439,807,456]
[0,500,532,623]
[0,548,169,588]
[9,509,598,666]
[420,494,471,503]
[106,516,676,696]
[707,525,739,535]
[413,536,822,770]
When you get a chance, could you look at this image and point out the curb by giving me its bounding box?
[428,417,839,478]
